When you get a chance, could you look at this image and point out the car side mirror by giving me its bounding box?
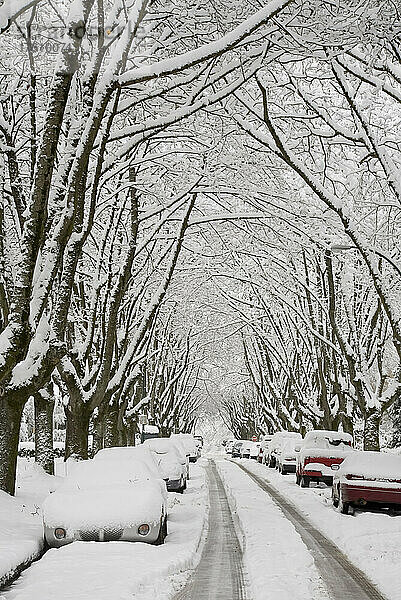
[331,464,340,471]
[294,445,301,452]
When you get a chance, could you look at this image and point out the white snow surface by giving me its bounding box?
[215,459,331,600]
[0,461,60,584]
[338,450,401,480]
[43,482,163,530]
[233,457,401,600]
[2,462,208,600]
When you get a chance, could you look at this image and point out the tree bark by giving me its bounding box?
[363,409,381,451]
[34,390,54,475]
[0,396,24,495]
[92,410,105,455]
[104,403,119,448]
[65,402,91,460]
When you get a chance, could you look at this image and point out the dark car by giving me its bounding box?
[332,451,401,515]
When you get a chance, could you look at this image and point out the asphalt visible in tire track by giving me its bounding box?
[234,460,389,600]
[175,460,248,600]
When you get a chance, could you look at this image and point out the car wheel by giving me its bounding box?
[332,490,339,508]
[300,476,310,488]
[296,474,301,485]
[281,467,287,475]
[163,516,168,538]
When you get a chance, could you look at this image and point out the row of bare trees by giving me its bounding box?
[1,0,400,494]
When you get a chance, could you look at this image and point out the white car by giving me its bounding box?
[240,441,260,459]
[93,445,168,501]
[144,438,187,493]
[264,432,302,467]
[93,445,160,474]
[276,439,299,474]
[43,459,168,548]
[171,433,199,463]
[225,440,235,454]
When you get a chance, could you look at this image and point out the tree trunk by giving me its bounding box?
[92,411,105,456]
[104,403,119,448]
[65,402,90,460]
[0,396,24,495]
[34,391,54,475]
[363,409,381,451]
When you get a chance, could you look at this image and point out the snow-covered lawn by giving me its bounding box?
[216,459,330,600]
[2,461,208,600]
[233,457,401,600]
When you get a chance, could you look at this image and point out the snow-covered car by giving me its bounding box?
[231,440,248,458]
[43,459,168,548]
[296,430,353,487]
[248,442,260,460]
[225,440,235,454]
[276,439,299,474]
[332,451,401,515]
[258,435,272,463]
[93,446,168,500]
[144,438,187,493]
[171,433,199,463]
[94,445,162,476]
[169,437,190,480]
[240,441,253,459]
[264,432,302,468]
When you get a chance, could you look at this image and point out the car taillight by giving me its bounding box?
[138,524,150,536]
[345,474,365,480]
[54,528,66,539]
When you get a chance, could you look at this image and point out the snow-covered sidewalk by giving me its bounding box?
[216,459,330,600]
[232,458,401,600]
[2,461,208,600]
[0,462,59,587]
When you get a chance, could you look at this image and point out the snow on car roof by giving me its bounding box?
[62,459,153,491]
[339,451,401,479]
[144,438,179,454]
[304,430,353,442]
[43,481,162,530]
[93,446,161,476]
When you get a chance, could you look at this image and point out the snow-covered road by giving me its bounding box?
[227,457,400,600]
[175,461,246,600]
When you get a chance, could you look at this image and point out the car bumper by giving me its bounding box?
[340,483,401,506]
[44,521,161,548]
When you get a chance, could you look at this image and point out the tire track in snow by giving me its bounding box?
[234,461,389,600]
[175,460,248,600]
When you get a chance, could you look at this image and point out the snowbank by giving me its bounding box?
[216,459,330,600]
[236,458,401,600]
[2,462,209,600]
[0,462,58,587]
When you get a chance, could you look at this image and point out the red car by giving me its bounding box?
[332,451,401,515]
[296,430,353,487]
